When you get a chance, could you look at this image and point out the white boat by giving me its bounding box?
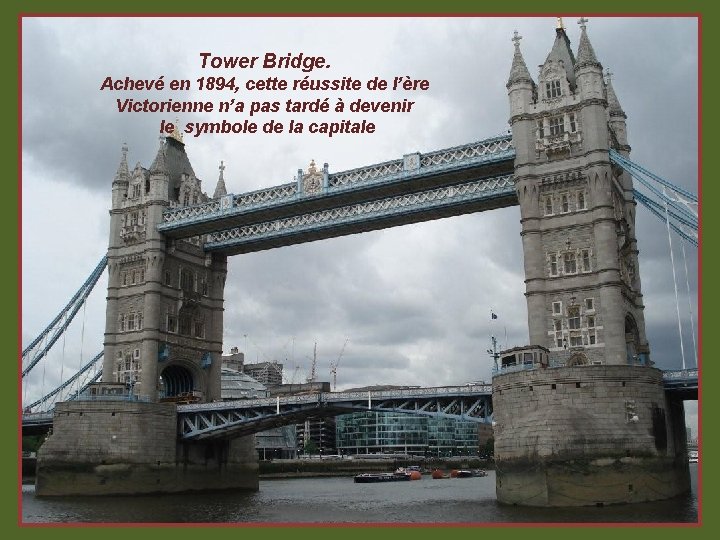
[688,450,699,463]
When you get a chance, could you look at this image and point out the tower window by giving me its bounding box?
[568,113,577,133]
[537,120,545,139]
[549,116,563,136]
[194,320,205,339]
[581,249,591,272]
[546,79,562,98]
[561,193,569,213]
[585,298,595,311]
[587,315,596,328]
[552,301,562,315]
[549,254,558,277]
[577,190,586,210]
[563,252,577,274]
[568,306,581,330]
[544,196,554,216]
[166,312,177,333]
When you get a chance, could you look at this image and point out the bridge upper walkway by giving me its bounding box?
[157,135,516,254]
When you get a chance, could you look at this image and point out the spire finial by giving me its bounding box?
[605,67,614,82]
[512,30,522,47]
[169,117,183,143]
[219,160,225,180]
[556,17,565,30]
[578,17,588,30]
[115,142,130,181]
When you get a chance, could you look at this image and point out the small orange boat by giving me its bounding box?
[431,469,447,479]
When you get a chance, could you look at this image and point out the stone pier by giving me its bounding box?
[36,401,258,496]
[492,365,690,506]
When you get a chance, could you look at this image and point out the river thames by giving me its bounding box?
[21,464,698,524]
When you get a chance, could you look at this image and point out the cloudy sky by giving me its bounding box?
[20,16,699,432]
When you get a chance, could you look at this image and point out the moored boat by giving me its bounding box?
[454,469,488,478]
[354,471,413,483]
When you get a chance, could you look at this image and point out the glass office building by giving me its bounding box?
[335,412,480,457]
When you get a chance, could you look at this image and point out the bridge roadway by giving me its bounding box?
[157,135,516,255]
[177,383,493,441]
[22,369,697,438]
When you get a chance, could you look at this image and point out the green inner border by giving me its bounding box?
[4,0,714,537]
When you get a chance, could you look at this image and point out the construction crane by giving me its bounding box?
[330,339,349,391]
[306,342,317,383]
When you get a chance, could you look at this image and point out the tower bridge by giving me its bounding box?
[26,19,699,506]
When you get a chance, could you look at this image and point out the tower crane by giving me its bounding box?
[330,339,349,391]
[306,341,317,383]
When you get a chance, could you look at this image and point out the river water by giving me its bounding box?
[21,464,699,524]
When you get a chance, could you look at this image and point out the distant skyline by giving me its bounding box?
[21,16,698,431]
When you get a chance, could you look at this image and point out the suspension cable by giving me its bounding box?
[681,241,698,367]
[77,299,88,400]
[664,187,686,370]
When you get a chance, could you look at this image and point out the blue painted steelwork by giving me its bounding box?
[610,150,697,203]
[662,368,699,399]
[176,384,493,441]
[26,350,104,410]
[22,257,107,378]
[205,174,515,254]
[157,135,515,238]
[634,190,698,247]
[609,149,698,247]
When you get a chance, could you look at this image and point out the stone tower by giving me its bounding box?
[507,19,649,367]
[103,131,228,402]
[493,19,689,507]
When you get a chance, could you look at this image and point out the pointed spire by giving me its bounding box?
[507,30,534,87]
[605,68,626,118]
[113,142,129,182]
[150,137,168,174]
[575,17,602,70]
[543,22,577,89]
[213,160,227,198]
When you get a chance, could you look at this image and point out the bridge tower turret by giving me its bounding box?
[508,18,649,367]
[102,130,226,403]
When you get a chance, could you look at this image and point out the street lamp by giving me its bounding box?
[487,335,499,371]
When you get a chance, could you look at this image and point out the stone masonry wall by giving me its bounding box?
[492,365,690,506]
[36,401,258,496]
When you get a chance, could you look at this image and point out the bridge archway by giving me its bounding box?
[567,353,588,366]
[160,363,197,398]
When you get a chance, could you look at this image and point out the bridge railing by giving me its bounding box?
[662,368,699,380]
[160,135,514,228]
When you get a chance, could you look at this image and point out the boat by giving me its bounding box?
[453,469,488,478]
[431,469,449,479]
[354,471,412,483]
[689,450,699,463]
[395,467,422,480]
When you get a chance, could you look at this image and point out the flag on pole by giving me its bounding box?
[491,312,498,320]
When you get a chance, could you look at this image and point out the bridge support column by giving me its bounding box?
[492,365,690,506]
[35,401,258,496]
